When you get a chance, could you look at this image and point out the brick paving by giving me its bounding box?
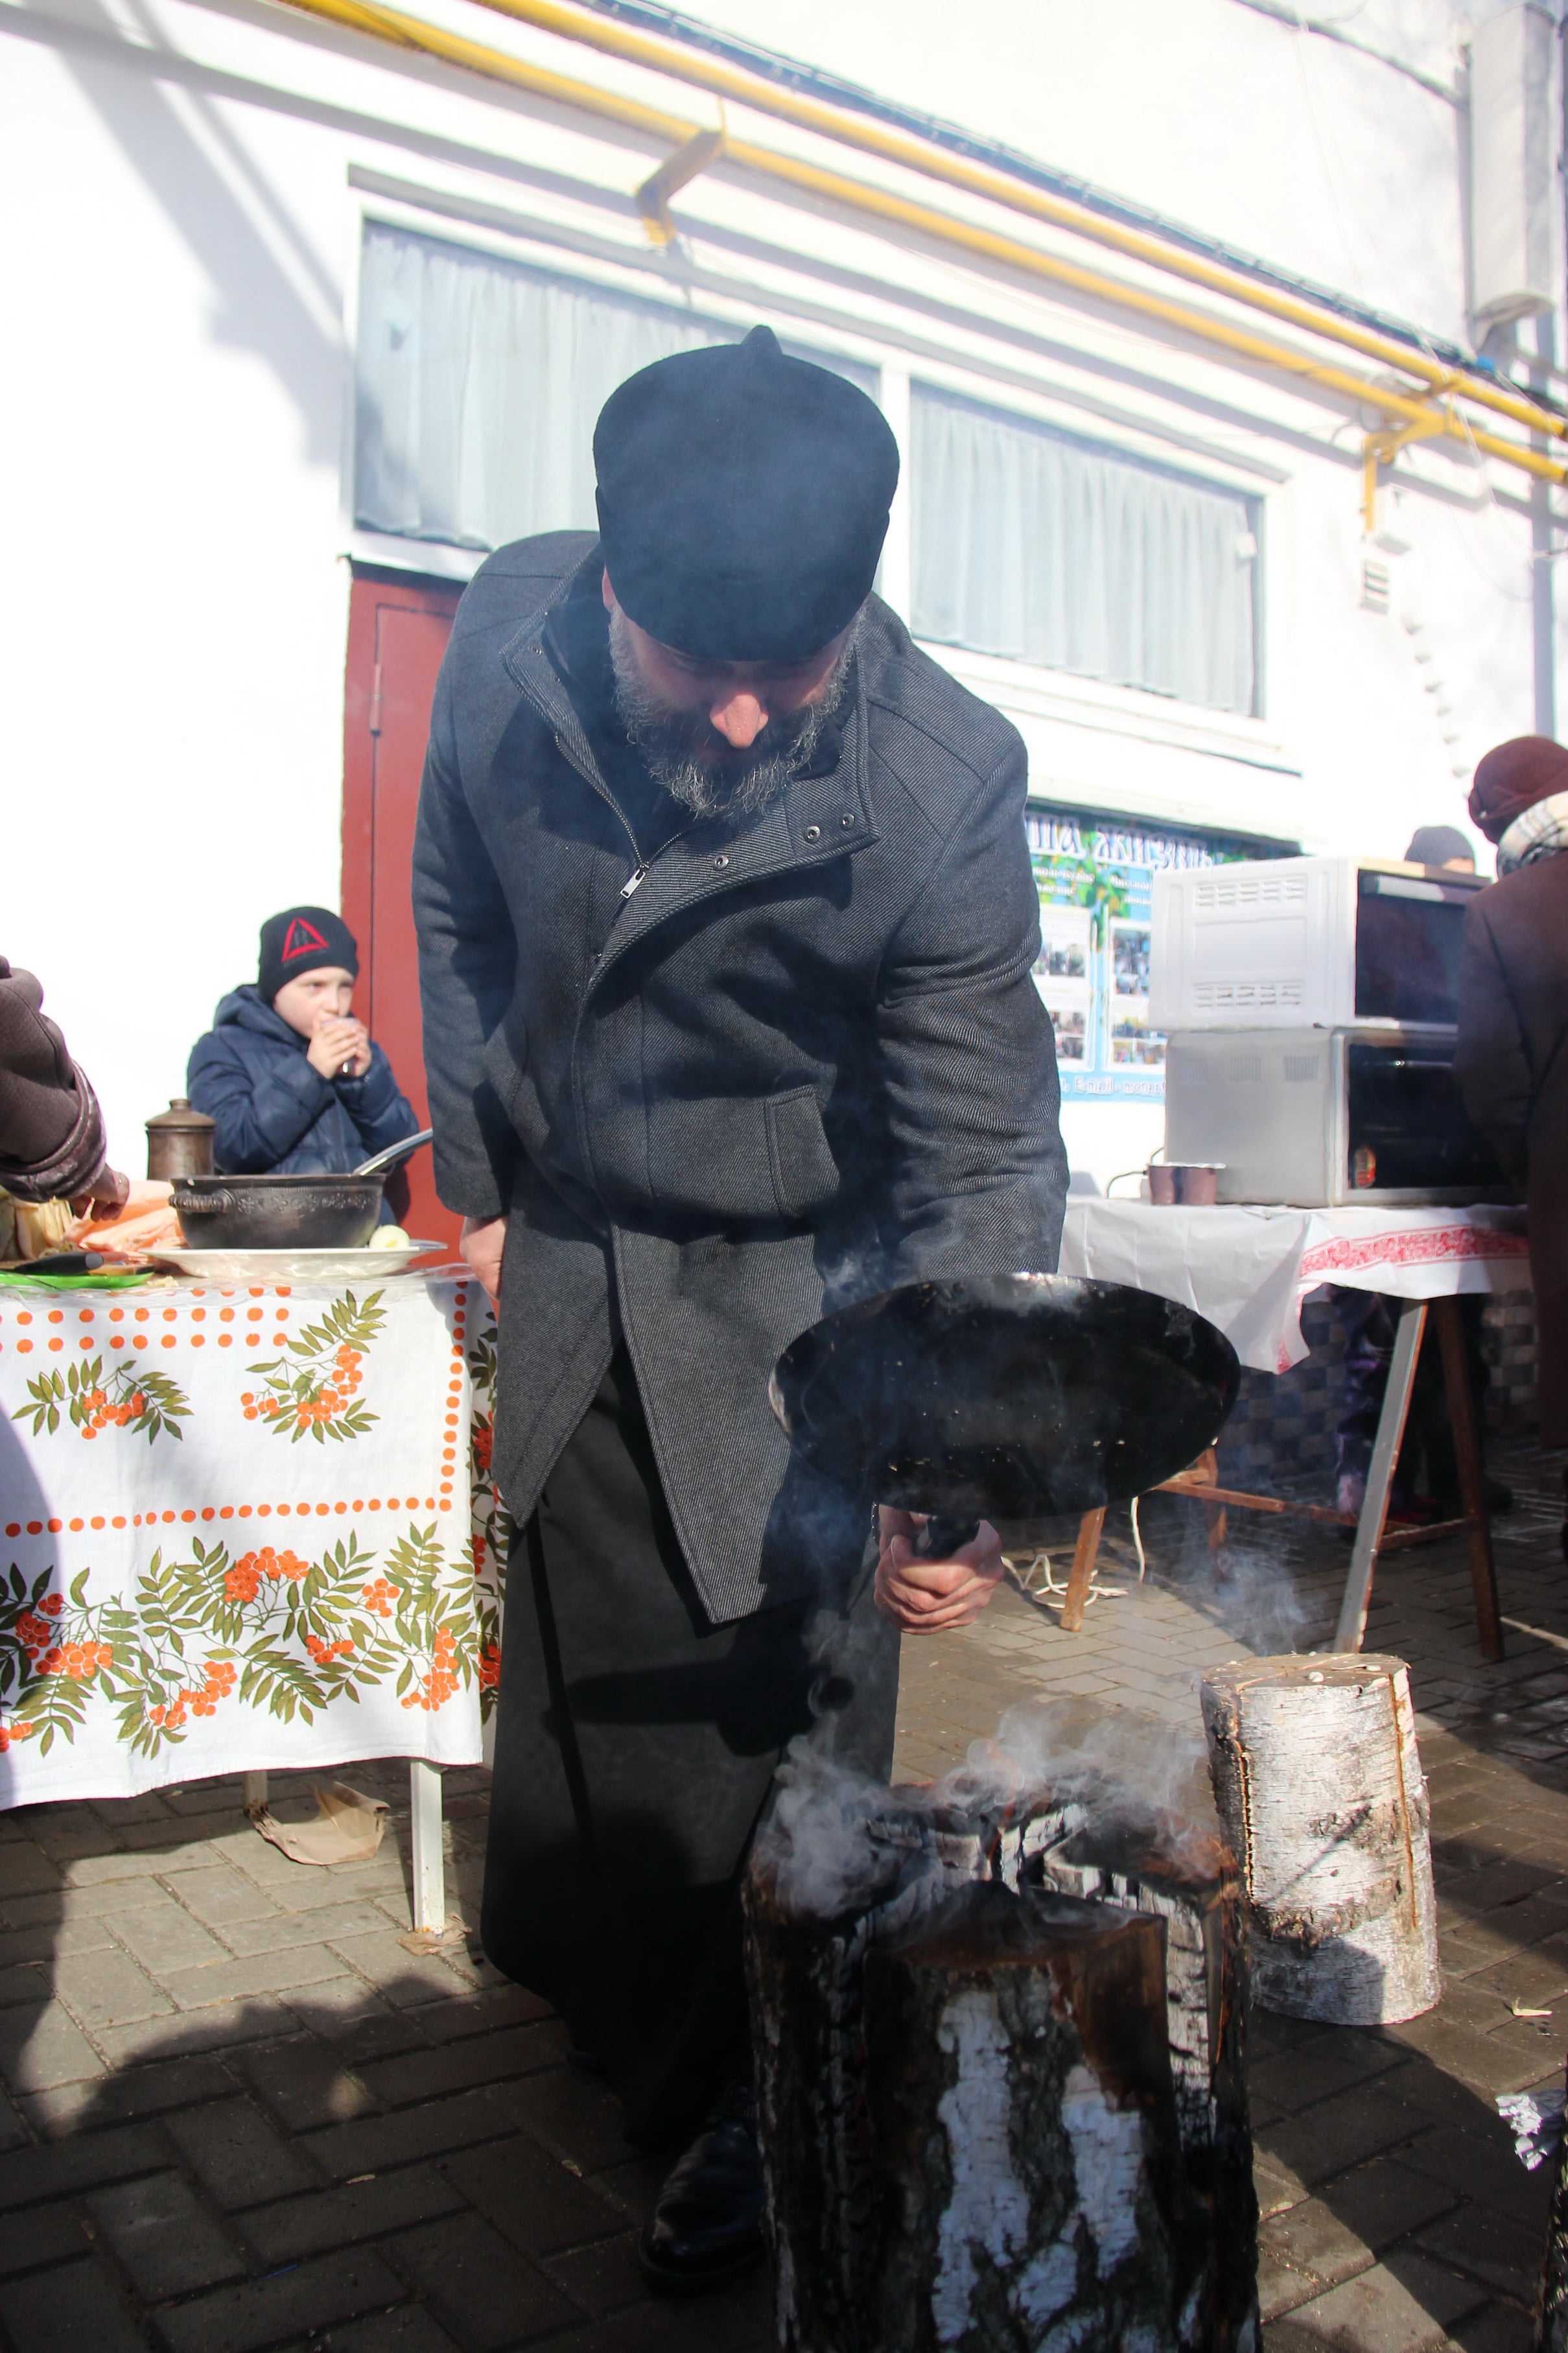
[0,1436,1562,2349]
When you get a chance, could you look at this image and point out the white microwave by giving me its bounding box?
[1149,857,1488,1034]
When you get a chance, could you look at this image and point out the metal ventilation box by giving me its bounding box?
[1149,857,1487,1034]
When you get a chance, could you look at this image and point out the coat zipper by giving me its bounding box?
[552,733,692,905]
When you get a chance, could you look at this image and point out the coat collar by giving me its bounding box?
[498,553,880,978]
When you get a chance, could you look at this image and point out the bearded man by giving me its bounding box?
[413,327,1066,2290]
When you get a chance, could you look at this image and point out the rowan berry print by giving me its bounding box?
[12,1357,190,1446]
[243,1290,384,1444]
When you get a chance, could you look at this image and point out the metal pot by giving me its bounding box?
[146,1098,216,1181]
[170,1172,386,1251]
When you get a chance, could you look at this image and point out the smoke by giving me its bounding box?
[1168,1525,1319,1657]
[756,1692,1221,1925]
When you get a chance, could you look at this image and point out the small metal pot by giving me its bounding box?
[170,1172,385,1251]
[146,1099,216,1181]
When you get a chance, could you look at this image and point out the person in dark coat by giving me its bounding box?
[0,957,126,1208]
[1455,736,1568,1545]
[413,328,1066,2289]
[187,907,417,1190]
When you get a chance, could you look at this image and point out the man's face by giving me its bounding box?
[602,571,856,818]
[272,968,355,1039]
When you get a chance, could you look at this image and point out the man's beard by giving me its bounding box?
[608,607,857,820]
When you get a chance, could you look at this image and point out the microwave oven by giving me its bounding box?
[1149,857,1488,1034]
[1162,1028,1513,1208]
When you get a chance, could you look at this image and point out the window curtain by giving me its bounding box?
[355,226,729,550]
[911,386,1259,716]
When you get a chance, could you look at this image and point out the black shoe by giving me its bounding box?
[638,2080,765,2295]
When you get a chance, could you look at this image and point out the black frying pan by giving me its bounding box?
[769,1272,1240,1557]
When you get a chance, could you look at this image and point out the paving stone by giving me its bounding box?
[0,2201,89,2277]
[1259,2250,1326,2323]
[441,2132,627,2257]
[0,1845,64,1899]
[235,2035,379,2132]
[544,2231,648,2317]
[1399,2123,1554,2221]
[159,1946,357,2010]
[304,2087,515,2180]
[219,1902,397,1959]
[169,1868,283,1930]
[0,2256,146,2353]
[52,1947,174,2031]
[0,1915,115,1968]
[393,2210,578,2349]
[1259,2083,1427,2190]
[62,1846,211,1885]
[21,2052,237,2138]
[1259,2198,1377,2288]
[1250,2031,1409,2114]
[1266,2248,1488,2350]
[153,2245,406,2353]
[163,2094,319,2208]
[110,1895,231,1978]
[281,2310,464,2353]
[242,2159,467,2262]
[323,1930,473,2006]
[86,2170,247,2299]
[355,2021,561,2109]
[0,2001,105,2092]
[499,2068,635,2175]
[1316,2157,1462,2251]
[412,1983,552,2043]
[1415,2201,1549,2302]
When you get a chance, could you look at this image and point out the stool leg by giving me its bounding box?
[1434,1294,1504,1662]
[242,1772,267,1815]
[409,1759,446,1933]
[1335,1299,1424,1653]
[1060,1508,1107,1634]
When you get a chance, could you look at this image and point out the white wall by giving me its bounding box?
[0,0,1557,1176]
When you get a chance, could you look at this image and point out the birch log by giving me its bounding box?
[1200,1653,1439,2026]
[1534,2064,1568,2353]
[747,1871,1204,2353]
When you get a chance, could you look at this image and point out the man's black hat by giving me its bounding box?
[593,325,899,662]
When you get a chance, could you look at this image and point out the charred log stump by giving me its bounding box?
[1200,1654,1439,2026]
[748,1872,1201,2352]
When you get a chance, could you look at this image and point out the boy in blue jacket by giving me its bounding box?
[189,908,417,1187]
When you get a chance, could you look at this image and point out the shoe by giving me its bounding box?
[638,2079,766,2294]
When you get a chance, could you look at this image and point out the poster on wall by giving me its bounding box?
[1027,808,1258,1103]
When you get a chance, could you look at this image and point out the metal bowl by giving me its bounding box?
[170,1172,385,1251]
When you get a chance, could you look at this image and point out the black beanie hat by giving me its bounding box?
[259,907,358,1005]
[593,325,900,662]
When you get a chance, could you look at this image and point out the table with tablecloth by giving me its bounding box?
[1057,1200,1533,1652]
[0,1272,509,1903]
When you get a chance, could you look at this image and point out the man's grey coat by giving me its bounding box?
[413,533,1068,1623]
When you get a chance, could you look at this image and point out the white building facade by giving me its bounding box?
[3,0,1564,1200]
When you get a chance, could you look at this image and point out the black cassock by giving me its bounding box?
[482,1344,898,2147]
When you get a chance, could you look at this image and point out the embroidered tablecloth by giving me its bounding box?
[1059,1200,1532,1373]
[0,1273,508,1804]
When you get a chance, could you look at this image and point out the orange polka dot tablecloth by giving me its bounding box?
[0,1275,508,1804]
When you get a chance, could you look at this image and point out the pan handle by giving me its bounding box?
[170,1189,234,1217]
[354,1128,435,1180]
[913,1513,983,1561]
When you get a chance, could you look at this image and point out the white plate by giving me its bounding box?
[153,1244,450,1284]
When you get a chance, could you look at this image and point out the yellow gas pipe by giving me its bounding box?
[265,0,1568,514]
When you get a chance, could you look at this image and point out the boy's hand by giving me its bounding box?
[873,1508,1005,1633]
[307,1017,371,1080]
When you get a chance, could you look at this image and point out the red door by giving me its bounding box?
[342,569,463,1252]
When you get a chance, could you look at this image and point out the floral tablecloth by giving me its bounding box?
[0,1273,508,1804]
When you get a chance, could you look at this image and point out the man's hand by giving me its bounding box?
[307,1017,371,1081]
[461,1212,508,1309]
[873,1508,1006,1633]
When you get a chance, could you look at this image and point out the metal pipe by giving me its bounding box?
[462,0,1567,449]
[264,0,1568,495]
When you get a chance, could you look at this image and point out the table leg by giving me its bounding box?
[1059,1508,1108,1634]
[409,1759,446,1933]
[242,1772,267,1815]
[1433,1294,1504,1663]
[1334,1299,1425,1653]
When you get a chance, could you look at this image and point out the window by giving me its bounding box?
[355,222,876,554]
[911,386,1261,716]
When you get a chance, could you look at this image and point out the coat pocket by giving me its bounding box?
[643,1088,839,1224]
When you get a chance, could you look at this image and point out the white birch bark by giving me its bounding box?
[1200,1654,1439,2026]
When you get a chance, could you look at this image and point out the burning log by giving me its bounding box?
[744,1771,1258,2352]
[1199,1654,1439,2026]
